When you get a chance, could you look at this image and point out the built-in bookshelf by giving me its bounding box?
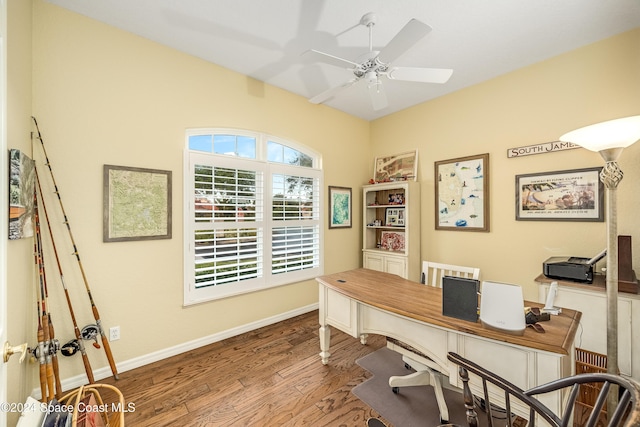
[362,181,420,281]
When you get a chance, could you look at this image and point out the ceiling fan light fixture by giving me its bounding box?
[365,71,378,85]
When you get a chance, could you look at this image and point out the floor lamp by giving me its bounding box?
[559,115,640,380]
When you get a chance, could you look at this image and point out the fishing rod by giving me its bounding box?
[33,192,55,401]
[36,171,96,384]
[46,315,62,399]
[34,301,47,402]
[35,190,66,399]
[32,116,119,380]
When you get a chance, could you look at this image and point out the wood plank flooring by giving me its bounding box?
[98,310,391,426]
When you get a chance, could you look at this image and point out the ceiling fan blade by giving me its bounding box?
[309,78,359,104]
[302,49,359,69]
[377,19,432,65]
[388,67,453,84]
[368,81,388,111]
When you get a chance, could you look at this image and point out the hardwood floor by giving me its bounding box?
[98,310,391,426]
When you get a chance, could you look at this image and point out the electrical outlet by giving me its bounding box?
[109,326,120,342]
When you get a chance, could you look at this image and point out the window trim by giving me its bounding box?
[184,129,323,306]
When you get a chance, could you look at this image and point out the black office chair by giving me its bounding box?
[443,352,640,427]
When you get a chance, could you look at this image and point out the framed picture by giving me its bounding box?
[103,165,172,242]
[385,208,405,226]
[387,193,404,205]
[380,230,405,251]
[8,149,36,240]
[328,186,352,229]
[435,153,490,232]
[515,167,604,222]
[374,150,418,182]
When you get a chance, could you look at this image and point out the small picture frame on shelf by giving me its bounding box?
[387,193,404,205]
[385,208,398,226]
[385,208,405,226]
[380,230,405,251]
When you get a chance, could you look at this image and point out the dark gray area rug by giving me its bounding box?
[354,347,529,427]
[353,347,469,427]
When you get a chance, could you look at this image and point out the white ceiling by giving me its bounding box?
[47,0,640,121]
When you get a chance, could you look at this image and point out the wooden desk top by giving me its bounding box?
[317,268,581,356]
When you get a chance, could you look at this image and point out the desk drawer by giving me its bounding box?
[359,304,449,372]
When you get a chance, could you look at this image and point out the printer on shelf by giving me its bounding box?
[543,249,606,284]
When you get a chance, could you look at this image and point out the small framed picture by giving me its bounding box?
[328,186,352,228]
[385,208,398,226]
[387,193,404,205]
[380,230,405,252]
[385,208,405,227]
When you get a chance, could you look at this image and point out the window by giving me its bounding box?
[185,129,322,305]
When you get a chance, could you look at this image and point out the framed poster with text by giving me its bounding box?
[516,167,603,222]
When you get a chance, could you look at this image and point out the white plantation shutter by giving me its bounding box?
[271,173,320,276]
[193,164,263,288]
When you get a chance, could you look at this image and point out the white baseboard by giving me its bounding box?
[32,303,318,399]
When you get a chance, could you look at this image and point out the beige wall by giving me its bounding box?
[371,28,640,300]
[27,0,369,388]
[6,0,35,423]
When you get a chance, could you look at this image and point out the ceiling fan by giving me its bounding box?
[303,12,453,111]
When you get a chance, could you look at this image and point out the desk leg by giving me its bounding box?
[319,325,331,365]
[360,334,368,345]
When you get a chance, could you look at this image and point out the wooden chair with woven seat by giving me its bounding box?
[386,260,480,424]
[443,351,640,427]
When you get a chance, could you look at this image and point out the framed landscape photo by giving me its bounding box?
[328,186,352,229]
[374,150,418,182]
[515,167,604,222]
[104,165,172,242]
[8,149,35,240]
[435,153,490,232]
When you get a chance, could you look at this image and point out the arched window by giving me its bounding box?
[184,129,323,304]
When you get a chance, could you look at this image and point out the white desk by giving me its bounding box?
[317,269,581,419]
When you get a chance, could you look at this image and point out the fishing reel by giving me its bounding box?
[50,338,60,355]
[61,339,80,357]
[61,324,101,357]
[28,338,60,362]
[81,324,101,349]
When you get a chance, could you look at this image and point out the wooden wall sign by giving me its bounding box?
[507,141,580,158]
